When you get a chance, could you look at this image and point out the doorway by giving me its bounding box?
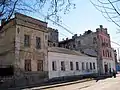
[104,64,108,74]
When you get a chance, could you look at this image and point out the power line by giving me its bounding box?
[59,32,68,37]
[111,41,120,47]
[21,1,74,35]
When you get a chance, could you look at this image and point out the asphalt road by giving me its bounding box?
[42,74,120,90]
[23,74,120,90]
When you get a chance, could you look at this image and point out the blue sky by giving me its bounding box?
[29,0,120,56]
[47,0,120,49]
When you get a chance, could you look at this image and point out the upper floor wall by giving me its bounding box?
[48,27,59,47]
[96,25,112,59]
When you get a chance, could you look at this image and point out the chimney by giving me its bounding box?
[72,36,74,39]
[100,25,103,29]
[66,38,68,40]
[74,34,77,38]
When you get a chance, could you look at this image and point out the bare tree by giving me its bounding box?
[90,0,120,30]
[0,0,76,23]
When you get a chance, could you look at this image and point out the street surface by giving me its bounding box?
[24,74,120,90]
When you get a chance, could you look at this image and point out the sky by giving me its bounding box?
[29,0,120,58]
[47,0,120,48]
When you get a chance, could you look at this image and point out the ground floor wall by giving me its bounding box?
[102,59,116,74]
[48,52,98,79]
[0,71,48,88]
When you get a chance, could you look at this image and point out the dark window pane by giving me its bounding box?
[24,35,30,47]
[70,62,73,70]
[76,62,79,70]
[61,61,65,71]
[52,61,56,71]
[37,60,43,71]
[36,37,41,49]
[25,59,31,71]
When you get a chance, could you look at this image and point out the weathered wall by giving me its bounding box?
[48,27,58,47]
[75,32,97,51]
[0,19,16,67]
[15,13,48,72]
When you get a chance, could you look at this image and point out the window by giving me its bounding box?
[103,50,104,56]
[24,34,30,47]
[110,52,112,57]
[61,61,65,71]
[108,50,109,57]
[37,60,43,71]
[73,44,76,48]
[93,63,95,69]
[86,62,88,70]
[53,43,55,47]
[45,35,47,40]
[25,59,31,71]
[36,37,41,49]
[93,37,97,44]
[109,63,111,69]
[52,61,56,71]
[105,50,107,57]
[82,62,85,70]
[76,62,79,70]
[90,62,92,70]
[70,62,73,70]
[78,41,81,46]
[106,50,109,57]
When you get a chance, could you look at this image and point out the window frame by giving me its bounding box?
[24,59,31,71]
[24,34,30,47]
[37,60,43,71]
[70,62,74,70]
[36,36,41,49]
[61,61,65,71]
[90,62,92,70]
[82,62,85,70]
[76,62,79,70]
[93,62,96,69]
[52,61,57,71]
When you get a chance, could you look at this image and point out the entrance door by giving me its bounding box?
[104,64,108,74]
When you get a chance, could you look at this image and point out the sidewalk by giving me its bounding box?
[22,78,93,90]
[24,74,120,90]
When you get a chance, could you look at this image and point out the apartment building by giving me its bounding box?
[48,47,97,79]
[59,25,116,74]
[48,27,59,47]
[0,13,48,86]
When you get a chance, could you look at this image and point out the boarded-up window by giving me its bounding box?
[25,59,31,71]
[52,61,56,71]
[37,60,43,71]
[61,61,65,71]
[24,34,30,47]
